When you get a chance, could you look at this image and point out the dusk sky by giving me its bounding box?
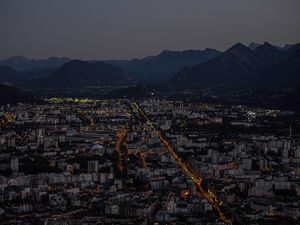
[1,0,300,60]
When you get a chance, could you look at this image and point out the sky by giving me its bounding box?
[0,0,300,60]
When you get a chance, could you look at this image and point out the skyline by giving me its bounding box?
[1,0,300,60]
[0,40,298,61]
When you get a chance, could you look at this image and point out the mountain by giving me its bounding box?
[103,60,130,68]
[0,66,25,85]
[0,56,70,71]
[0,65,55,87]
[277,44,297,51]
[249,42,300,52]
[110,48,222,82]
[0,83,36,105]
[171,43,263,88]
[33,60,136,88]
[283,43,300,56]
[248,42,262,51]
[257,48,300,88]
[170,42,300,89]
[253,42,285,64]
[22,67,57,79]
[2,42,299,90]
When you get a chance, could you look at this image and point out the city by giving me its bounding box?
[0,1,300,224]
[0,97,299,224]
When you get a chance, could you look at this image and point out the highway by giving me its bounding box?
[131,101,234,225]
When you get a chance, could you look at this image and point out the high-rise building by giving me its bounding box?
[88,160,99,173]
[211,150,219,164]
[7,137,15,148]
[11,158,19,172]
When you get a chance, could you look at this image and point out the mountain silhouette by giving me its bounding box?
[0,83,36,105]
[0,56,70,71]
[170,42,300,89]
[33,60,135,88]
[111,48,222,82]
[248,42,262,51]
[258,48,300,87]
[171,43,263,88]
[0,66,25,85]
[0,42,299,90]
[253,42,285,64]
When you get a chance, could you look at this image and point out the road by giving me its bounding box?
[138,150,149,169]
[116,129,128,173]
[0,112,15,127]
[132,101,234,225]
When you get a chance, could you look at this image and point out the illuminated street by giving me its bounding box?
[116,129,128,173]
[132,101,234,225]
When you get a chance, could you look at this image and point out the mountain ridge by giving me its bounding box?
[170,42,300,89]
[0,56,70,71]
[31,60,136,88]
[1,42,299,90]
[110,48,222,82]
[0,83,36,105]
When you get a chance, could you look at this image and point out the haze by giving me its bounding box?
[1,0,300,60]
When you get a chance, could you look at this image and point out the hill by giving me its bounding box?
[0,66,26,86]
[33,60,136,88]
[171,43,263,88]
[110,48,222,82]
[257,48,300,88]
[0,56,70,71]
[170,42,300,89]
[0,83,36,105]
[253,42,285,64]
